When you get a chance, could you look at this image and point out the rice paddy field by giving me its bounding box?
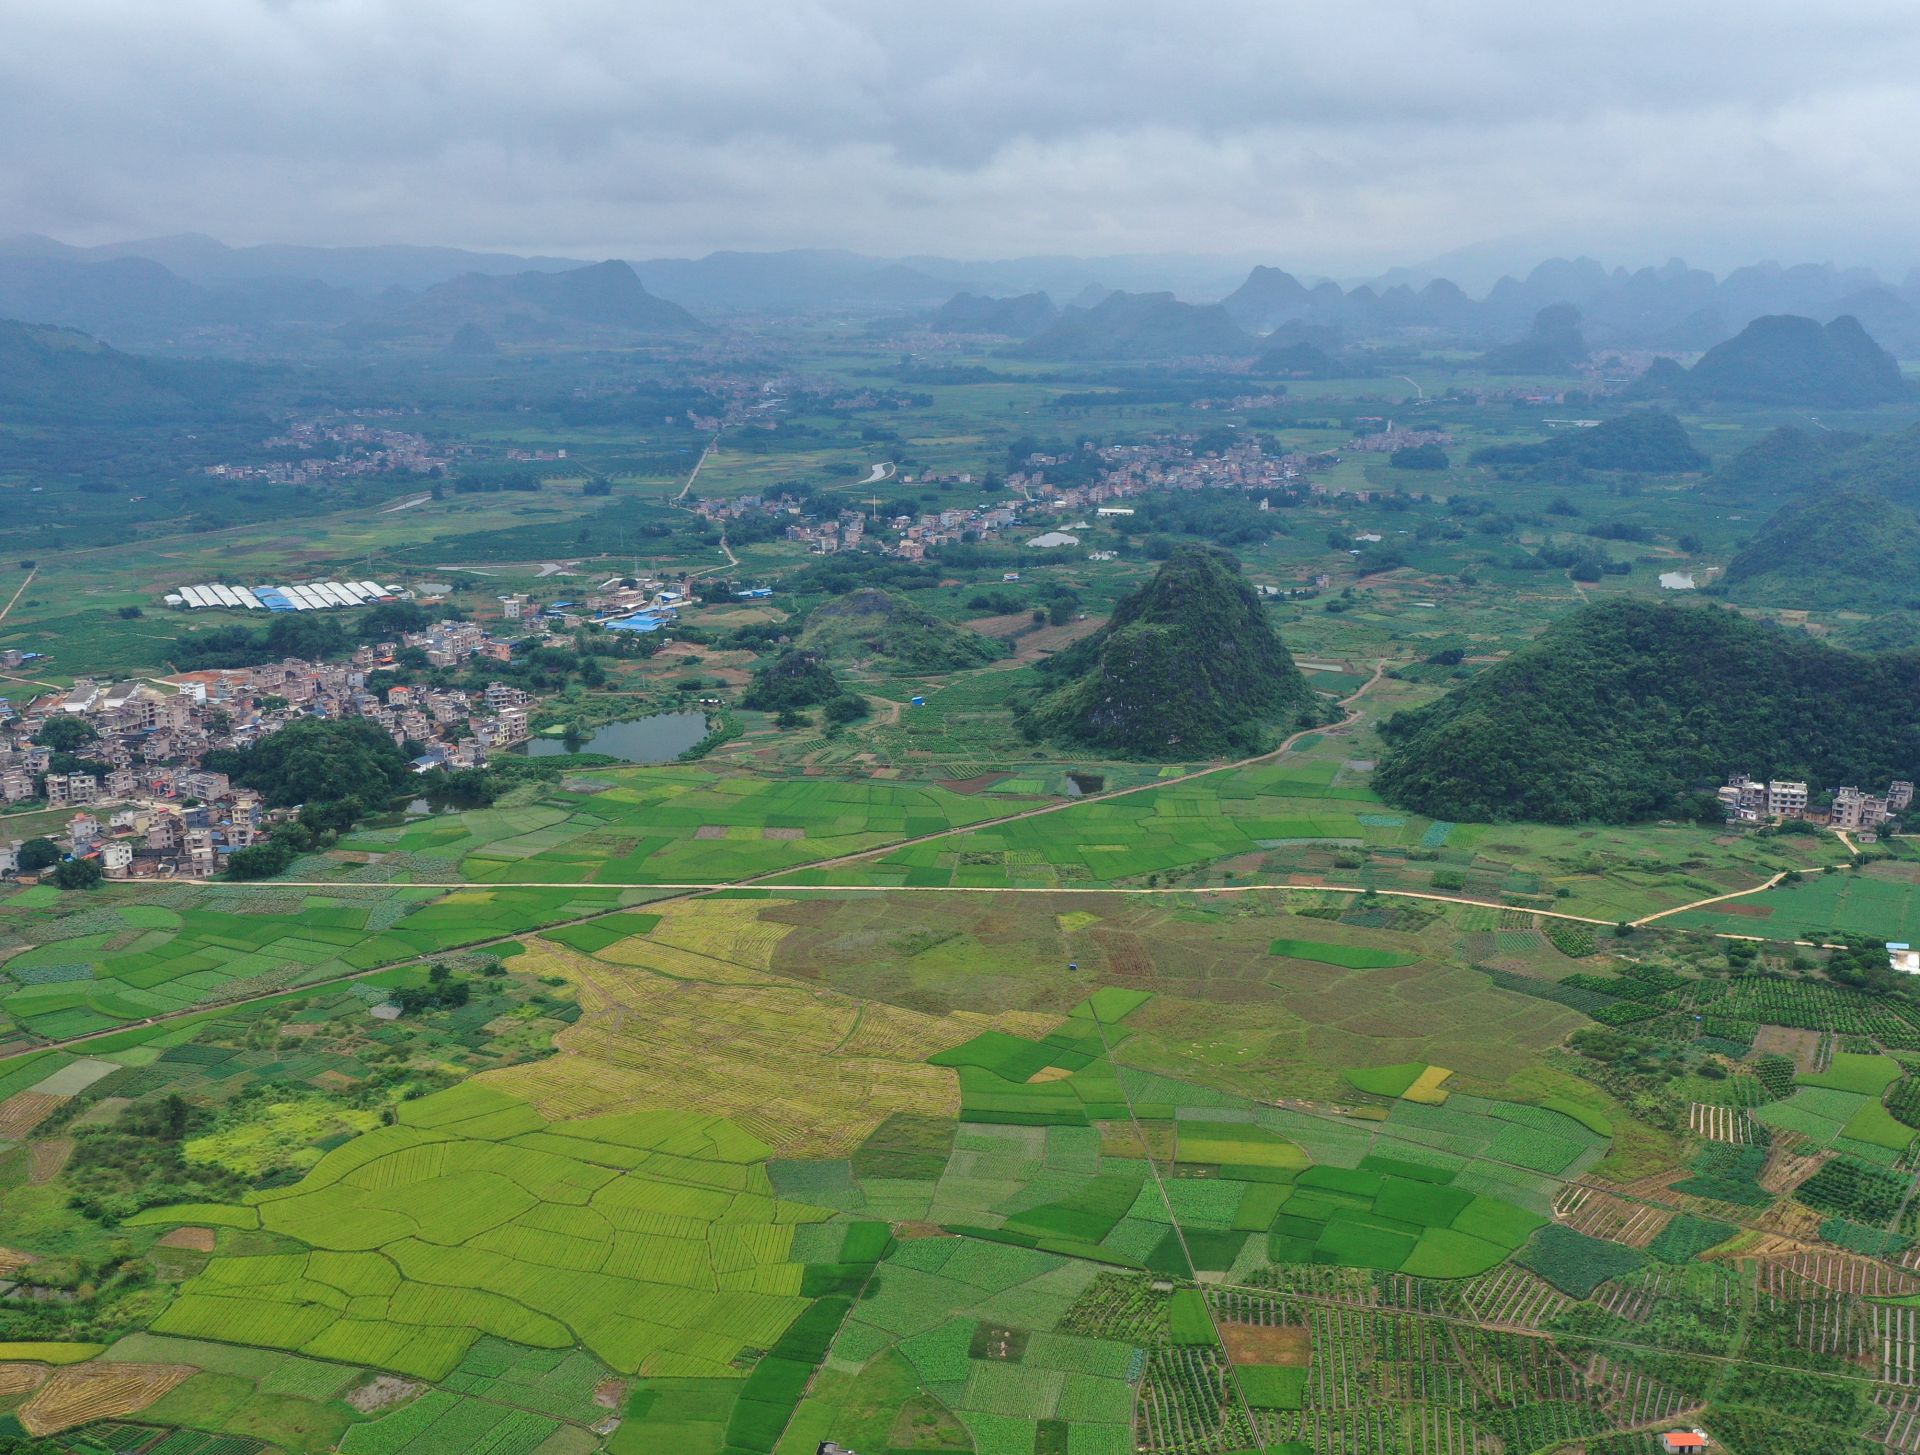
[266,729,1855,938]
[334,770,1023,886]
[0,880,664,1046]
[0,752,1906,1455]
[12,312,1920,1455]
[7,871,1920,1455]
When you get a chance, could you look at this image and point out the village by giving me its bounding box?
[690,425,1435,561]
[1718,772,1915,832]
[201,412,465,485]
[0,618,539,881]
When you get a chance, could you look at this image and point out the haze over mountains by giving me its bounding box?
[8,232,1920,361]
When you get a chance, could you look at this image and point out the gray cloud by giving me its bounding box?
[3,0,1918,273]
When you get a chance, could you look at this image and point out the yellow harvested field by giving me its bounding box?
[0,1364,48,1397]
[0,1092,65,1141]
[20,1362,195,1435]
[644,899,800,969]
[0,1247,37,1277]
[484,941,1047,1156]
[1402,1065,1455,1105]
[28,1139,72,1185]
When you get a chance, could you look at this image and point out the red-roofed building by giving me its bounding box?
[1662,1433,1709,1453]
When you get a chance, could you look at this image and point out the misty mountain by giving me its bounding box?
[928,291,1059,336]
[628,250,961,312]
[0,318,251,423]
[1005,291,1252,361]
[345,260,703,345]
[0,232,587,292]
[1477,303,1589,373]
[1251,340,1355,378]
[0,254,366,346]
[1221,266,1315,331]
[10,229,1920,355]
[1643,314,1910,407]
[1210,254,1920,355]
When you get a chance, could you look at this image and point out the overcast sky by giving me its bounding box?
[5,0,1919,275]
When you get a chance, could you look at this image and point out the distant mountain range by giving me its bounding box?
[928,291,1059,337]
[0,318,250,423]
[8,231,1920,359]
[1216,256,1920,356]
[341,260,701,347]
[1003,292,1252,361]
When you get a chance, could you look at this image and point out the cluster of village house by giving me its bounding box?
[689,430,1398,562]
[0,621,539,881]
[202,414,462,485]
[1718,773,1914,830]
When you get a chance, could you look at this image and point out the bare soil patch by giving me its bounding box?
[27,1139,72,1184]
[892,1222,949,1240]
[1752,1025,1822,1072]
[937,773,1013,795]
[157,1226,217,1253]
[0,1092,64,1141]
[1220,1323,1312,1367]
[347,1374,424,1414]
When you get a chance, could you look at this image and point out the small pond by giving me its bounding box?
[1658,571,1697,590]
[1064,772,1106,797]
[519,711,711,764]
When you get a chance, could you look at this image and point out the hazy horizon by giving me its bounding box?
[8,1,1920,278]
[10,229,1920,306]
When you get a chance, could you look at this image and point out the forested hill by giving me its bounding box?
[1374,600,1920,824]
[1023,544,1316,757]
[1707,422,1920,509]
[799,588,1004,672]
[1704,424,1869,503]
[1672,313,1910,406]
[1721,488,1920,612]
[1470,411,1707,473]
[0,317,250,423]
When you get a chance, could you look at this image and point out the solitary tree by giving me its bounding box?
[17,838,59,873]
[53,857,104,891]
